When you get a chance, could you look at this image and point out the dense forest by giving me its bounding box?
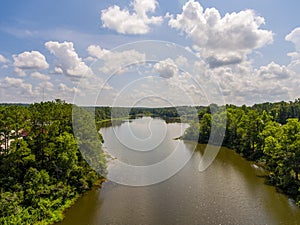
[183,99,300,206]
[0,100,106,225]
[1,99,300,224]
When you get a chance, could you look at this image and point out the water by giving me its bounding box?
[57,117,300,225]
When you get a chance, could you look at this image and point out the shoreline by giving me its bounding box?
[53,176,106,225]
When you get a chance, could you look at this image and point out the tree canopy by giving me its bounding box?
[0,100,106,225]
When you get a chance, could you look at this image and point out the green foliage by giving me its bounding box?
[0,100,105,224]
[182,121,199,140]
[198,113,211,143]
[73,106,106,176]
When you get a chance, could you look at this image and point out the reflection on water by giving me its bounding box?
[58,117,300,225]
[101,117,190,166]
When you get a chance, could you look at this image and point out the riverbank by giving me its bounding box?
[193,101,300,207]
[228,146,300,207]
[52,177,106,225]
[55,140,300,225]
[96,117,130,129]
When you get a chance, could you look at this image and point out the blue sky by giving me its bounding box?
[1,0,300,105]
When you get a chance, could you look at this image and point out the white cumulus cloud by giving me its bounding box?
[101,0,163,34]
[154,58,179,79]
[54,67,63,74]
[38,81,54,91]
[0,54,8,63]
[30,72,50,80]
[87,45,110,59]
[256,62,291,80]
[286,28,300,50]
[87,44,146,75]
[13,51,49,76]
[286,27,300,60]
[14,67,26,77]
[13,51,49,70]
[167,0,273,67]
[1,77,33,95]
[284,27,300,86]
[45,41,92,78]
[58,83,80,94]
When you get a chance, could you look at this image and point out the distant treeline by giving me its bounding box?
[0,103,30,107]
[95,105,203,122]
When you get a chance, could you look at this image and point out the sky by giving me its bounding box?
[1,0,300,106]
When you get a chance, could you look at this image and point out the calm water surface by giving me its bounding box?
[58,117,300,225]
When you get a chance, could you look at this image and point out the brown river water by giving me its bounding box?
[57,117,300,225]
